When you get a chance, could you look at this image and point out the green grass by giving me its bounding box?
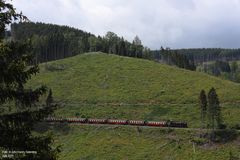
[53,125,240,160]
[28,52,240,159]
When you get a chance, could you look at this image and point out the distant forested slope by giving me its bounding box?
[152,48,240,63]
[9,22,196,71]
[11,22,92,62]
[11,22,240,71]
[11,22,149,62]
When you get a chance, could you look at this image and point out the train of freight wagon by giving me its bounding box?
[45,117,188,128]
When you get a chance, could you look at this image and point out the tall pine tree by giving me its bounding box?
[0,1,60,159]
[207,88,222,130]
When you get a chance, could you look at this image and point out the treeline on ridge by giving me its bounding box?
[10,22,151,63]
[13,23,240,71]
[10,22,197,71]
[152,48,240,64]
[157,47,196,71]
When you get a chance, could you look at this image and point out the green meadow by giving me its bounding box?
[54,126,239,160]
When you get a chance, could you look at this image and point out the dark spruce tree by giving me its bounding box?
[0,1,60,159]
[207,88,223,130]
[199,90,207,128]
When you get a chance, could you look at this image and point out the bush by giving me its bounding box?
[210,129,238,143]
[75,112,80,117]
[231,124,240,130]
[218,123,227,129]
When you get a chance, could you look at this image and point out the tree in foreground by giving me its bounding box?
[199,90,207,128]
[0,0,59,159]
[207,88,222,130]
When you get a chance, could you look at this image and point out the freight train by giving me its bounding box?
[45,117,188,128]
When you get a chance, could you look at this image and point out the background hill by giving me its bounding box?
[11,22,240,65]
[11,22,148,63]
[29,52,240,128]
[31,52,240,103]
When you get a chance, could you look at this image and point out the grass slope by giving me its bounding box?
[31,52,240,104]
[54,126,239,160]
[29,52,240,127]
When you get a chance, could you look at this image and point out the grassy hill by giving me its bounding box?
[29,52,240,159]
[31,52,240,104]
[29,52,240,127]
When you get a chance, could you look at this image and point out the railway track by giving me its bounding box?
[45,117,240,132]
[47,121,240,132]
[45,117,188,128]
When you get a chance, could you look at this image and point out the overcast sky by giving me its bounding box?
[11,0,240,49]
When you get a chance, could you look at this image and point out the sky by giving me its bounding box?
[11,0,240,49]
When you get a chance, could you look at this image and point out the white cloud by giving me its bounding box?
[11,0,240,49]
